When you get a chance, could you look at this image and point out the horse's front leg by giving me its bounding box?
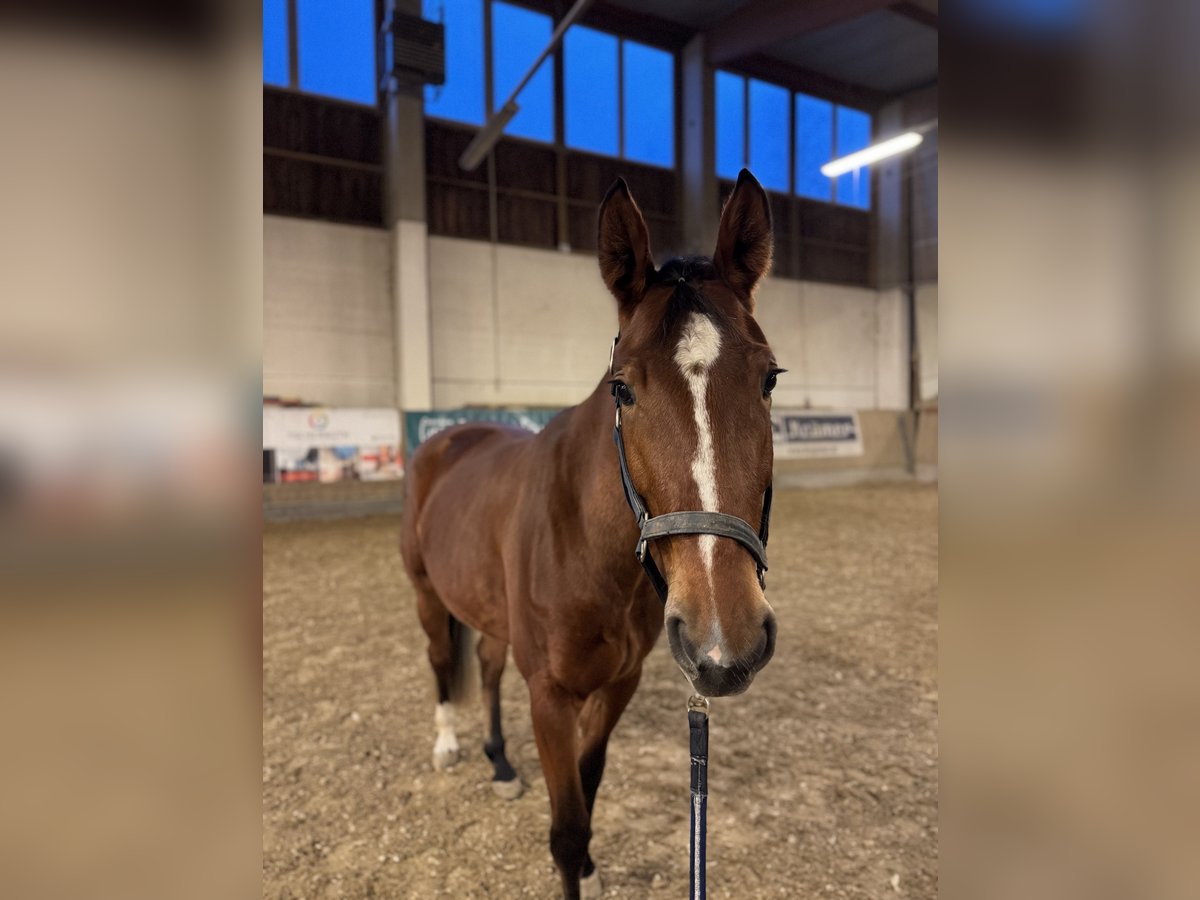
[576,666,643,897]
[529,677,589,900]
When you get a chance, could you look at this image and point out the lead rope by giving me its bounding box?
[688,694,709,900]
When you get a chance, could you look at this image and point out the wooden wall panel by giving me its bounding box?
[567,204,598,253]
[263,87,385,227]
[422,120,872,283]
[424,122,487,184]
[799,201,870,247]
[264,89,383,164]
[427,182,490,241]
[264,154,384,226]
[772,232,800,281]
[426,120,681,253]
[495,141,558,195]
[800,244,871,286]
[566,153,677,217]
[496,195,558,247]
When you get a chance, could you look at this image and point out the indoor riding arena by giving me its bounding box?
[263,2,938,898]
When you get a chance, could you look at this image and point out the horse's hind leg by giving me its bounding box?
[412,576,463,771]
[477,634,523,799]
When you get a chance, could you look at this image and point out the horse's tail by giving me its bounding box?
[446,614,478,705]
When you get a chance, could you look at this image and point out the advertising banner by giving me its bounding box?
[263,407,403,483]
[771,409,864,459]
[404,409,562,456]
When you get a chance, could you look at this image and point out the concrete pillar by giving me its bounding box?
[385,0,433,412]
[680,35,719,255]
[872,98,909,291]
[873,84,936,290]
[871,98,917,410]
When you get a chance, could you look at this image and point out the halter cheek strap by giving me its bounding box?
[610,339,773,603]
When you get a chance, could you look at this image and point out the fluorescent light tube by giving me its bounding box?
[820,131,923,178]
[458,101,519,171]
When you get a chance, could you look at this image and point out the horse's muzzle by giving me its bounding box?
[665,609,777,697]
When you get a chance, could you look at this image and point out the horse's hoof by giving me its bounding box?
[432,741,462,770]
[491,777,524,800]
[580,870,602,899]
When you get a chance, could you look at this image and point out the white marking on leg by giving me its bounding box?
[674,313,722,580]
[433,702,460,769]
[580,869,603,899]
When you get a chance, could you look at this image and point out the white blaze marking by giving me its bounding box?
[674,313,722,580]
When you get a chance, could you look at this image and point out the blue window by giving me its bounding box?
[747,79,789,192]
[622,41,674,167]
[424,0,485,125]
[263,0,289,87]
[492,2,554,142]
[564,27,618,156]
[564,31,674,167]
[715,71,745,179]
[714,75,873,209]
[795,94,833,201]
[296,0,376,104]
[835,106,872,209]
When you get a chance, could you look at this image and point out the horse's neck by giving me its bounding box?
[552,382,644,574]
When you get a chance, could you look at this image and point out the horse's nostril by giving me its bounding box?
[665,614,698,675]
[756,611,778,671]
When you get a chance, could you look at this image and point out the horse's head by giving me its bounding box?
[598,169,780,697]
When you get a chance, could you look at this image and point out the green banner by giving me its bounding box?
[404,408,562,456]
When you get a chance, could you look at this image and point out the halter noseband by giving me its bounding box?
[609,335,773,603]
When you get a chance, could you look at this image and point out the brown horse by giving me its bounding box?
[400,169,780,899]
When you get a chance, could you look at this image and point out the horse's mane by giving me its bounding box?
[649,256,722,338]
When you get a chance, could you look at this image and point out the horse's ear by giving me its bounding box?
[713,168,774,307]
[598,178,654,323]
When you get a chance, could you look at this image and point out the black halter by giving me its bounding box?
[609,335,773,603]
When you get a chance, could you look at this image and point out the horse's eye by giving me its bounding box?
[612,382,635,406]
[763,372,778,397]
